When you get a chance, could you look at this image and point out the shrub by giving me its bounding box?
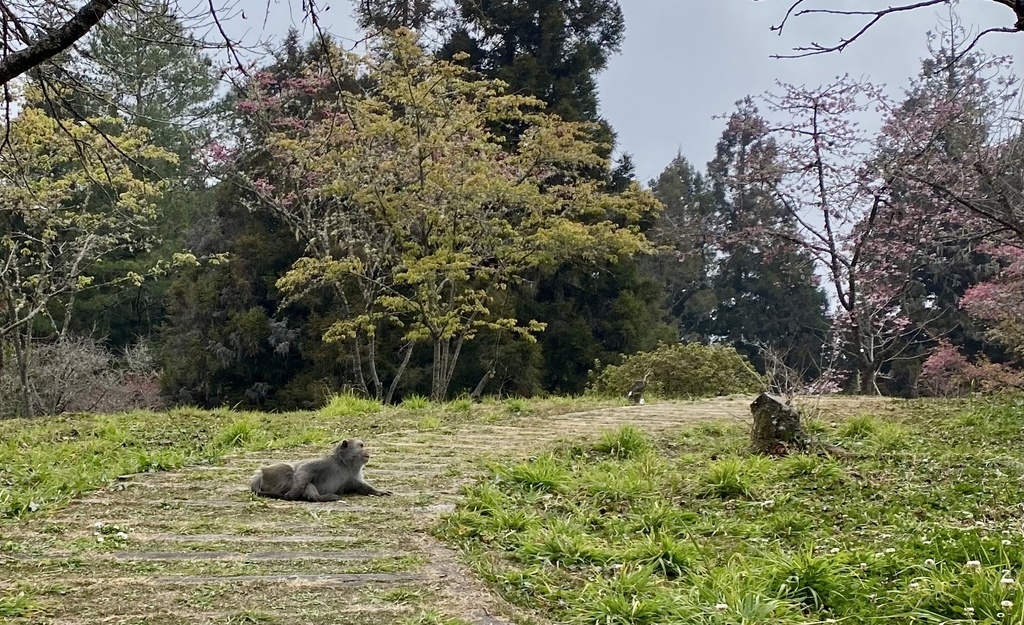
[919,340,1024,397]
[0,336,165,418]
[587,342,763,399]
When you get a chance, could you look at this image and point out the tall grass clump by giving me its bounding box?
[497,455,573,494]
[400,395,431,411]
[593,425,653,459]
[210,416,268,450]
[320,392,383,417]
[699,457,764,499]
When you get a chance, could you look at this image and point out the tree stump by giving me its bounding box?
[750,392,809,456]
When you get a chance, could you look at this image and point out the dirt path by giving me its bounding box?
[1,396,895,624]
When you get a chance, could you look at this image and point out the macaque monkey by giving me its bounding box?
[250,439,392,502]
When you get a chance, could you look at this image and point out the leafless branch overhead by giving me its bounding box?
[0,0,118,86]
[769,0,1024,58]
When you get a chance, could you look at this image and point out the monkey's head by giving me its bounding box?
[334,439,372,466]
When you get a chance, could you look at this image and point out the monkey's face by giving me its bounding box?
[354,439,371,463]
[337,439,372,465]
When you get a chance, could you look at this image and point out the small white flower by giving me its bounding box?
[1003,539,1012,545]
[94,521,104,528]
[873,552,884,558]
[830,547,840,554]
[1002,600,1013,609]
[859,562,868,571]
[925,558,935,567]
[96,536,104,543]
[116,532,128,540]
[965,560,982,571]
[998,613,1005,619]
[715,603,728,610]
[964,607,974,614]
[884,548,896,554]
[909,582,920,590]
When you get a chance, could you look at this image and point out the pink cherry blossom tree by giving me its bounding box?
[735,76,936,394]
[873,30,1024,392]
[961,244,1024,359]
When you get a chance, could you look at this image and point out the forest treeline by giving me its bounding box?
[1,1,1022,416]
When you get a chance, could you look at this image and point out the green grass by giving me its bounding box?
[401,395,431,410]
[0,590,39,618]
[438,398,1024,624]
[320,392,384,417]
[593,424,653,459]
[0,395,609,522]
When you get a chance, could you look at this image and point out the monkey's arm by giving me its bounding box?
[349,480,393,496]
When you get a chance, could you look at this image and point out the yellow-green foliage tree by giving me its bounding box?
[240,30,662,401]
[0,104,175,416]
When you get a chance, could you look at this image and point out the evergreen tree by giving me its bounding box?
[519,259,676,395]
[158,184,311,408]
[645,153,717,339]
[80,1,218,168]
[430,0,670,395]
[648,101,829,378]
[63,2,219,348]
[706,99,829,376]
[439,0,624,125]
[158,32,350,407]
[871,27,1011,392]
[353,0,439,31]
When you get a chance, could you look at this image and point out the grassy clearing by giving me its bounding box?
[438,397,1024,624]
[0,394,611,521]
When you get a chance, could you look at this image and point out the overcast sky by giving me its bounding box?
[224,0,1024,185]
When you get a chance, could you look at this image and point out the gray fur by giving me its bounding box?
[250,439,392,501]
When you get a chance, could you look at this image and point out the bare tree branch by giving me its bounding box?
[770,0,1024,58]
[0,0,118,86]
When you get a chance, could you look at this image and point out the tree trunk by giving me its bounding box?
[857,365,881,396]
[12,329,32,418]
[431,336,465,402]
[750,392,808,456]
[351,335,370,397]
[440,336,464,399]
[431,339,445,402]
[367,332,382,400]
[385,342,414,404]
